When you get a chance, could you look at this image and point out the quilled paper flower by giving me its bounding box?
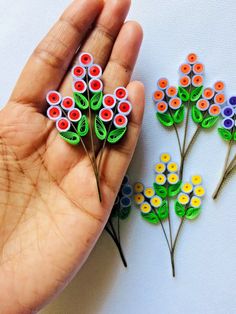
[46,52,133,201]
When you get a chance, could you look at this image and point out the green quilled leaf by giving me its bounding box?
[192,106,203,124]
[156,112,174,127]
[141,212,159,224]
[175,201,185,218]
[77,115,89,137]
[173,105,185,124]
[90,91,103,111]
[157,200,169,220]
[60,131,80,145]
[190,86,204,102]
[108,127,127,144]
[185,207,201,220]
[168,181,182,197]
[94,115,107,140]
[178,86,190,102]
[218,128,233,141]
[74,92,89,110]
[201,116,219,129]
[153,183,167,199]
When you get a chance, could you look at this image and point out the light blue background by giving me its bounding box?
[0,0,236,313]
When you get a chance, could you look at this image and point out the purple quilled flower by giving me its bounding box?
[229,96,236,107]
[222,106,234,118]
[222,118,234,130]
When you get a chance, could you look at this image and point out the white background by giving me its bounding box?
[1,0,236,313]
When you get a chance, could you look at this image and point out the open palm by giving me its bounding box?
[0,0,144,312]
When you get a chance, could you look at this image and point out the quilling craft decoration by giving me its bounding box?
[46,52,132,201]
[212,96,236,199]
[134,153,205,277]
[105,175,132,267]
[153,53,225,178]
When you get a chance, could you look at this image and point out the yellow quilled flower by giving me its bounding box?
[190,196,202,208]
[144,187,155,198]
[140,202,152,214]
[178,193,190,205]
[155,162,166,174]
[181,182,193,194]
[160,153,171,164]
[194,186,205,197]
[134,193,145,205]
[134,182,144,193]
[191,175,202,186]
[167,162,178,173]
[150,195,162,208]
[155,174,166,185]
[167,173,179,185]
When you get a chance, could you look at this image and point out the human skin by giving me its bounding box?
[0,0,144,312]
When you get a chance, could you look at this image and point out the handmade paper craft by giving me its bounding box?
[105,175,132,267]
[153,53,225,178]
[46,52,132,201]
[212,96,236,199]
[134,153,205,277]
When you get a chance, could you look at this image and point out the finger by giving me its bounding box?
[10,0,103,108]
[102,21,143,93]
[99,81,145,195]
[59,0,131,95]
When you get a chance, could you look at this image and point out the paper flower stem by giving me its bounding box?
[169,110,182,158]
[225,154,236,176]
[153,208,171,253]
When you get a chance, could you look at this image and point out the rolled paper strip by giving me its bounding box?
[150,195,162,208]
[122,175,129,185]
[156,101,168,113]
[190,196,202,208]
[61,96,75,110]
[56,117,71,132]
[169,97,182,110]
[179,75,191,88]
[120,196,131,208]
[178,193,190,205]
[155,174,166,185]
[88,64,102,78]
[166,86,178,98]
[46,91,62,106]
[222,117,234,130]
[160,152,171,163]
[113,113,128,128]
[157,77,169,90]
[68,108,82,122]
[117,100,132,116]
[134,193,145,205]
[47,106,62,121]
[214,93,226,105]
[140,202,152,214]
[193,63,204,74]
[122,184,133,197]
[167,173,179,185]
[229,96,236,107]
[153,90,165,102]
[179,63,191,75]
[194,186,205,197]
[191,175,202,186]
[71,65,86,79]
[222,105,234,118]
[181,182,193,194]
[203,88,214,100]
[144,187,155,199]
[167,161,178,173]
[103,94,116,109]
[196,99,210,111]
[89,78,103,93]
[155,162,166,174]
[134,182,144,193]
[192,75,204,87]
[187,53,198,64]
[73,79,87,93]
[214,81,225,92]
[209,104,221,117]
[99,108,114,122]
[114,87,128,101]
[78,52,93,67]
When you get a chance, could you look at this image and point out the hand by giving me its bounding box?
[0,0,144,312]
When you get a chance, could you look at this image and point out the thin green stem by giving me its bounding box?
[153,208,171,253]
[166,199,173,249]
[172,217,185,253]
[225,153,236,176]
[169,109,182,158]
